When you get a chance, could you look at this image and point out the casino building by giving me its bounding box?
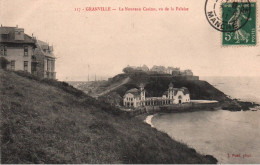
[123,83,190,108]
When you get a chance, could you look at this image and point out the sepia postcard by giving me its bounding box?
[1,0,260,164]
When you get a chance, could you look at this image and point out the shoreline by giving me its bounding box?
[141,106,260,126]
[144,114,155,127]
[140,112,218,163]
[130,101,259,117]
[141,107,260,164]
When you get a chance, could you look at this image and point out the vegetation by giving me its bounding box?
[122,66,136,73]
[95,72,231,103]
[0,57,10,69]
[86,72,257,110]
[0,70,217,163]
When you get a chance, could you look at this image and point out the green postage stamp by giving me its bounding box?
[222,2,257,46]
[205,0,257,46]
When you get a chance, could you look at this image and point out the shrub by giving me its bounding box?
[13,70,40,81]
[0,57,10,69]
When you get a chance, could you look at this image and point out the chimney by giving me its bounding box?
[32,33,36,40]
[14,28,24,40]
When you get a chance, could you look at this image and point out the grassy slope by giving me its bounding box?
[0,70,217,164]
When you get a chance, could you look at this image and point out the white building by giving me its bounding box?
[123,83,190,108]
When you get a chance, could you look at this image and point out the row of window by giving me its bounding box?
[10,60,28,71]
[47,59,55,72]
[0,45,7,56]
[126,97,133,101]
[125,102,134,107]
[0,45,29,56]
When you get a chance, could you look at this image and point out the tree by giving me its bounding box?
[123,67,135,73]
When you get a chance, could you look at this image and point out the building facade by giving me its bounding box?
[0,25,56,79]
[0,26,36,72]
[150,65,166,73]
[123,83,190,108]
[34,40,56,79]
[136,65,149,72]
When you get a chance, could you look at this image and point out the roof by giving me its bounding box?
[163,91,168,96]
[181,87,190,95]
[140,83,145,88]
[35,40,55,58]
[0,28,9,34]
[173,89,179,95]
[126,88,139,94]
[0,26,36,45]
[171,88,190,95]
[124,88,140,97]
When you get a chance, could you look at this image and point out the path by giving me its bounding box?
[94,77,130,98]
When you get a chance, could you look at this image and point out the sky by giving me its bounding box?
[1,0,260,81]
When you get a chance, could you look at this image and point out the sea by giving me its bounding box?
[149,77,260,164]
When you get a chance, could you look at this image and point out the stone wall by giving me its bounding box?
[126,102,220,117]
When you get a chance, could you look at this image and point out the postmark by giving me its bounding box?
[222,1,257,46]
[205,0,251,32]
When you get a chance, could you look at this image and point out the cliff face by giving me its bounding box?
[0,70,217,164]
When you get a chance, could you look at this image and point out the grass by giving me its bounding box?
[0,70,217,163]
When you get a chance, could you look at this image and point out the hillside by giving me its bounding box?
[92,72,231,105]
[0,70,217,164]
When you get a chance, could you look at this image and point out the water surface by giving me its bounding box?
[151,76,260,163]
[152,110,260,164]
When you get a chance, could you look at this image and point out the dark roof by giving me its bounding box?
[0,28,9,34]
[181,87,190,95]
[140,83,145,88]
[0,26,36,45]
[35,40,55,58]
[163,91,168,95]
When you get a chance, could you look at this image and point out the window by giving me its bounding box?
[24,46,28,56]
[4,45,7,56]
[11,60,15,70]
[4,46,7,55]
[1,34,8,39]
[31,63,37,72]
[24,61,28,71]
[31,55,36,60]
[47,59,52,71]
[0,45,3,55]
[1,45,7,56]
